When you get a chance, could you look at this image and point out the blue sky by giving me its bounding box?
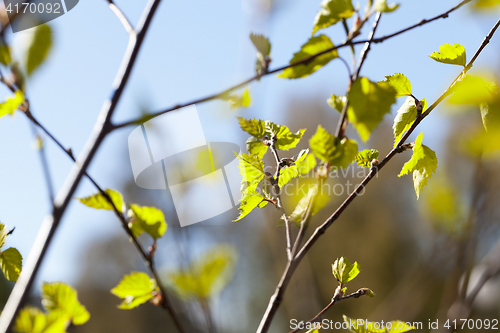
[0,0,499,286]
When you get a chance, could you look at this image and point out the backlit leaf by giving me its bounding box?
[393,97,427,146]
[278,149,309,188]
[233,189,267,222]
[250,33,271,56]
[111,272,156,309]
[448,75,495,105]
[77,189,124,212]
[246,137,268,158]
[355,149,379,168]
[327,94,346,112]
[14,307,69,333]
[373,0,400,12]
[310,125,358,168]
[0,247,22,282]
[347,78,397,142]
[0,90,24,119]
[128,204,167,239]
[41,283,90,325]
[332,257,360,284]
[221,88,251,109]
[287,183,329,227]
[26,24,52,76]
[383,73,412,98]
[168,245,237,299]
[398,132,438,199]
[429,43,466,67]
[265,121,306,150]
[279,35,338,79]
[313,0,355,34]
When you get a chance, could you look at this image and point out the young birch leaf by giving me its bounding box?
[0,247,22,282]
[111,272,156,309]
[383,73,412,98]
[14,307,69,333]
[265,121,306,150]
[373,0,400,12]
[279,35,338,79]
[128,204,167,239]
[429,43,466,67]
[327,94,346,112]
[237,153,265,192]
[347,78,397,142]
[26,24,52,76]
[278,149,309,187]
[0,223,8,249]
[332,257,360,284]
[393,97,427,146]
[355,149,379,168]
[233,190,267,222]
[76,189,124,212]
[168,245,237,299]
[286,183,329,227]
[221,88,251,109]
[472,0,500,9]
[41,283,90,325]
[237,117,267,138]
[0,90,24,119]
[313,0,355,34]
[310,125,358,168]
[448,75,495,105]
[246,137,268,158]
[398,132,438,199]
[250,33,271,56]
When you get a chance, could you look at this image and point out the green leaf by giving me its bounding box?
[347,77,397,142]
[279,35,338,79]
[343,316,414,333]
[14,307,69,333]
[278,149,309,188]
[246,137,268,158]
[0,90,24,119]
[41,283,90,325]
[237,117,266,138]
[0,247,22,282]
[26,24,52,76]
[429,43,466,67]
[373,0,400,12]
[286,183,329,227]
[383,73,412,98]
[265,121,306,150]
[236,153,265,193]
[312,0,355,34]
[393,97,427,146]
[472,0,500,9]
[168,245,237,299]
[233,189,267,222]
[221,88,251,109]
[398,132,438,199]
[76,189,124,212]
[355,149,379,168]
[327,94,346,112]
[309,125,358,168]
[111,272,156,309]
[448,75,496,105]
[250,33,271,56]
[0,43,11,66]
[332,257,360,285]
[128,204,167,239]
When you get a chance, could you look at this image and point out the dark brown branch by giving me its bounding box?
[256,16,500,333]
[113,0,471,130]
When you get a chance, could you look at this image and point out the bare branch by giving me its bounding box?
[105,0,135,35]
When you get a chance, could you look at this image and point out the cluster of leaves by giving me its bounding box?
[0,223,22,282]
[76,189,166,309]
[0,24,53,120]
[14,283,90,333]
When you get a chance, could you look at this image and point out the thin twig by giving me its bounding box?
[105,0,135,35]
[256,16,500,333]
[112,0,471,130]
[335,12,382,138]
[289,288,373,333]
[0,2,185,333]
